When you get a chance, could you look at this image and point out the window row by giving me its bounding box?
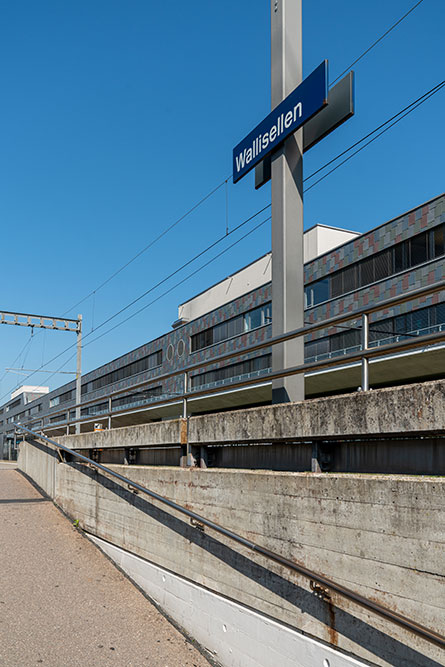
[111,386,163,410]
[304,302,445,360]
[81,402,108,417]
[6,398,21,412]
[12,298,443,422]
[191,303,272,353]
[50,413,66,424]
[305,224,445,308]
[191,354,271,389]
[44,387,165,424]
[50,389,73,408]
[5,402,43,422]
[6,408,28,424]
[81,350,163,395]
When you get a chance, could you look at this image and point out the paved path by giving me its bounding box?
[0,469,211,667]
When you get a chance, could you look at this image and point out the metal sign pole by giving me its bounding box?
[271,0,304,403]
[75,315,82,434]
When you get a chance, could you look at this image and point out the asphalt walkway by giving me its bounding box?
[0,467,211,667]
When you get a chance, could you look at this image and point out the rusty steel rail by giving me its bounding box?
[15,423,445,651]
[17,278,445,433]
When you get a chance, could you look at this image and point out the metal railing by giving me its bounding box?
[15,422,445,651]
[305,322,445,363]
[16,279,445,435]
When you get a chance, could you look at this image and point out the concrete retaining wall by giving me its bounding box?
[188,379,445,443]
[18,440,445,667]
[53,379,445,475]
[57,379,445,451]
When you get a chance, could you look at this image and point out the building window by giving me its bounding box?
[191,303,272,353]
[81,350,163,394]
[49,390,73,408]
[304,278,329,308]
[190,354,271,388]
[304,302,445,361]
[304,337,330,359]
[81,402,108,417]
[111,386,163,410]
[305,224,445,308]
[49,413,66,424]
[374,248,392,282]
[6,399,21,412]
[433,225,444,257]
[410,231,428,267]
[394,241,407,273]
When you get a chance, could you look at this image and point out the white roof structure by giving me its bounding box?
[10,385,49,402]
[176,224,359,324]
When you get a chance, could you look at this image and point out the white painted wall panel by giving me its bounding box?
[90,535,370,667]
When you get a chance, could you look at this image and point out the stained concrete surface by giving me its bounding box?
[59,379,445,450]
[0,469,212,667]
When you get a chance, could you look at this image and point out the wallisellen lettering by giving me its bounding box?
[235,102,302,173]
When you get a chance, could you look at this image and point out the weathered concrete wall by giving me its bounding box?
[18,440,445,667]
[18,437,58,498]
[58,380,445,453]
[189,379,445,444]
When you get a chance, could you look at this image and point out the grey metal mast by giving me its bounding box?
[271,0,304,403]
[0,310,82,434]
[75,314,82,434]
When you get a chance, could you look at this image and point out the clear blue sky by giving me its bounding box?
[0,0,443,399]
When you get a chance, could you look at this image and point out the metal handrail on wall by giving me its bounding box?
[18,279,445,435]
[15,423,445,651]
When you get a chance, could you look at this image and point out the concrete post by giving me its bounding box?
[108,396,112,430]
[361,313,369,391]
[311,443,321,472]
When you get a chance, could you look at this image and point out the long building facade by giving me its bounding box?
[1,193,444,459]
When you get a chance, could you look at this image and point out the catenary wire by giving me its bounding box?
[0,0,423,385]
[0,1,430,391]
[49,82,445,376]
[57,0,423,317]
[0,330,35,385]
[304,80,445,193]
[36,215,271,387]
[63,175,231,315]
[3,79,444,397]
[59,0,424,320]
[84,216,271,348]
[0,174,232,394]
[0,205,269,401]
[330,0,424,86]
[85,206,271,337]
[304,80,445,183]
[0,4,426,391]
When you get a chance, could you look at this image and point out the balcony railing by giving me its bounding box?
[15,279,445,436]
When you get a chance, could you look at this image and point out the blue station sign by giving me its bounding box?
[233,61,328,183]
